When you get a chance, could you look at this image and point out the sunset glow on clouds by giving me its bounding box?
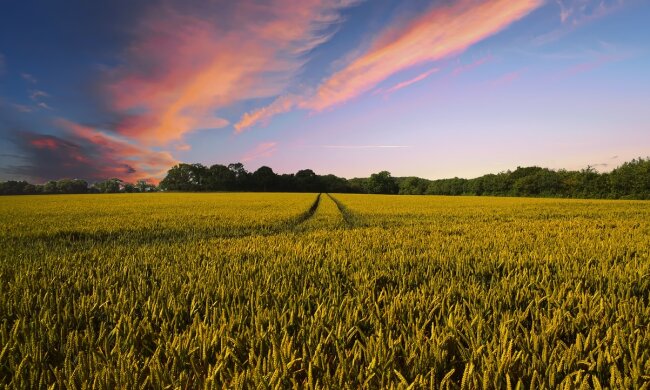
[1,0,649,182]
[242,142,279,163]
[234,0,542,130]
[307,0,543,111]
[57,119,177,181]
[380,68,440,96]
[107,0,358,145]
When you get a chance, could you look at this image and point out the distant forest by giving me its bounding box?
[1,157,649,199]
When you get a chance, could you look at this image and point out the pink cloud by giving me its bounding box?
[30,137,60,150]
[552,53,630,81]
[451,55,494,76]
[566,58,608,75]
[175,143,191,152]
[21,73,37,84]
[489,69,525,87]
[305,0,542,111]
[557,0,624,25]
[322,145,410,149]
[381,68,439,95]
[534,0,626,45]
[29,90,49,101]
[37,102,54,111]
[55,119,177,183]
[235,0,543,130]
[242,142,279,162]
[107,1,357,145]
[234,94,301,133]
[12,104,33,113]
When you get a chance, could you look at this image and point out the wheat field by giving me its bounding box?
[1,193,649,388]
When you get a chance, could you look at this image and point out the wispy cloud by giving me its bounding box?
[29,90,49,101]
[553,52,631,80]
[305,0,542,111]
[106,0,358,145]
[4,116,176,183]
[175,143,191,152]
[4,1,360,182]
[452,55,494,76]
[321,145,410,149]
[235,94,301,133]
[588,154,622,170]
[52,119,177,182]
[11,104,33,113]
[235,0,543,131]
[489,69,525,87]
[535,0,627,45]
[37,102,54,111]
[242,142,278,162]
[8,132,126,183]
[21,73,37,84]
[557,0,624,25]
[380,68,439,95]
[29,136,61,150]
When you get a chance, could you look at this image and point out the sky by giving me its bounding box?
[0,0,649,183]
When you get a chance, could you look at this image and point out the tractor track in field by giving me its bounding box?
[293,193,361,229]
[292,193,322,226]
[22,193,358,246]
[326,193,362,227]
[21,195,325,246]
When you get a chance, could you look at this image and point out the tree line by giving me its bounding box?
[1,157,649,199]
[0,178,157,195]
[402,157,650,199]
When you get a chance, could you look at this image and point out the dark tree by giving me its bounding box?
[609,158,650,199]
[252,166,278,192]
[55,179,88,194]
[228,162,250,190]
[398,177,429,195]
[295,169,320,192]
[4,157,650,199]
[320,174,351,193]
[93,178,122,193]
[366,171,398,194]
[0,181,30,195]
[135,180,157,193]
[159,164,207,191]
[207,164,236,191]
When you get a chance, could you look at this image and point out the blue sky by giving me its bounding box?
[0,0,648,183]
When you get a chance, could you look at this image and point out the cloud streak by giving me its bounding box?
[242,142,279,162]
[321,145,410,149]
[29,90,49,101]
[4,119,177,183]
[381,68,439,95]
[21,73,37,84]
[4,0,359,182]
[489,69,525,87]
[236,0,543,131]
[551,52,631,81]
[534,0,626,45]
[55,119,177,182]
[452,55,494,77]
[235,94,301,133]
[557,0,624,25]
[107,0,358,145]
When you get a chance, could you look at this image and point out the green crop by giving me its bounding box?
[1,193,649,388]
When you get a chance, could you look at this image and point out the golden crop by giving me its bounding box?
[1,193,649,388]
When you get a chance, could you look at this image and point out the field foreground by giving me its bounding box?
[1,193,649,388]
